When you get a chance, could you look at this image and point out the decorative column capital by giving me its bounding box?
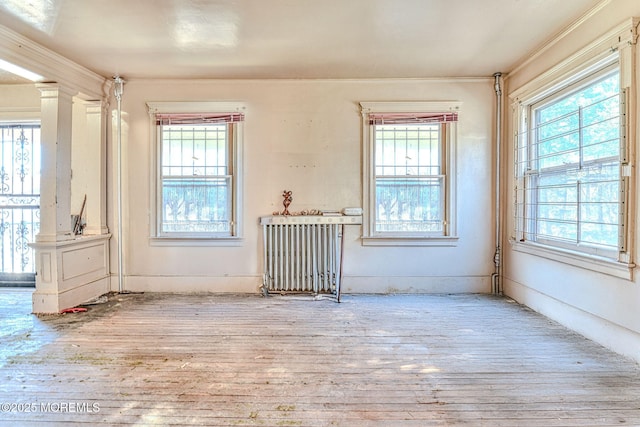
[35,83,77,100]
[80,99,108,115]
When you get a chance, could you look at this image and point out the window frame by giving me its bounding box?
[360,101,460,246]
[146,101,246,245]
[510,27,637,279]
[525,63,621,258]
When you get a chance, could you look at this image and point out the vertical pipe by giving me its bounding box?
[331,224,337,294]
[337,225,344,302]
[279,225,282,289]
[262,224,268,294]
[301,225,306,291]
[311,224,317,293]
[331,224,338,293]
[113,76,125,293]
[285,225,290,290]
[324,225,330,293]
[323,225,329,292]
[269,225,274,290]
[319,225,325,293]
[295,224,300,291]
[492,72,503,295]
[328,225,333,293]
[305,224,310,291]
[269,225,275,290]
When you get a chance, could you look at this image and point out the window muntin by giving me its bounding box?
[374,123,445,234]
[517,65,623,257]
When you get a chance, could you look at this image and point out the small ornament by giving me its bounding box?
[282,190,293,216]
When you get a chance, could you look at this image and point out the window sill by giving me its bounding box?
[362,235,459,247]
[510,240,634,281]
[150,236,244,247]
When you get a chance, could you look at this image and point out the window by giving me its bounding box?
[361,102,460,246]
[513,54,632,268]
[0,123,40,274]
[147,102,245,242]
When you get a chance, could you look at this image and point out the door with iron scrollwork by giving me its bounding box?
[0,124,40,286]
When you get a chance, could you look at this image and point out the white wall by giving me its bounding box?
[115,78,495,294]
[503,0,640,362]
[0,84,39,119]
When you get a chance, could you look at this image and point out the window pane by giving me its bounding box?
[162,124,227,176]
[536,172,578,242]
[375,124,440,176]
[160,123,231,235]
[374,123,444,234]
[536,108,579,169]
[579,161,619,246]
[161,177,230,233]
[375,177,443,233]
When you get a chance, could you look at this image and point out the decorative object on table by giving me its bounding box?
[282,190,293,216]
[273,190,320,216]
[270,190,347,217]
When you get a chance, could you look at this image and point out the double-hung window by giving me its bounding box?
[513,53,632,269]
[361,102,459,246]
[147,102,245,242]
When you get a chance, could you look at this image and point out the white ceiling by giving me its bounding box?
[0,0,603,82]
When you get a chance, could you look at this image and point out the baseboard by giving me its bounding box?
[111,274,491,295]
[504,278,640,364]
[116,275,263,293]
[342,275,491,294]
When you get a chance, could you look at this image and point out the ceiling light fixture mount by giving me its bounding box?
[113,75,125,100]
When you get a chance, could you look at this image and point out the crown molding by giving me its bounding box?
[0,24,108,100]
[507,0,614,77]
[509,17,638,100]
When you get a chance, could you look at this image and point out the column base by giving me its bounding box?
[30,234,111,314]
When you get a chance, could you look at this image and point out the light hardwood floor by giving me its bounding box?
[1,289,639,426]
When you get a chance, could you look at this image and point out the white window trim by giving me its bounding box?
[509,18,638,280]
[360,101,461,247]
[509,239,633,280]
[146,101,246,246]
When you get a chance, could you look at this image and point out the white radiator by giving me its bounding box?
[260,216,360,301]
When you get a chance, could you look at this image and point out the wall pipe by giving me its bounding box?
[113,76,125,293]
[491,72,503,295]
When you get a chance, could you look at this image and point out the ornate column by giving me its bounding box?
[36,83,74,242]
[82,100,109,235]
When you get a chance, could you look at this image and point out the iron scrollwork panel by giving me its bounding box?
[0,125,40,274]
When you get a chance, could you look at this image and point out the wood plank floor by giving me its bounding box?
[1,289,639,426]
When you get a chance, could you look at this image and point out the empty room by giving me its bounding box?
[0,0,639,425]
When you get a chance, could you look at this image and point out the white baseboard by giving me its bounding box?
[504,278,640,364]
[109,274,491,295]
[114,275,262,293]
[342,275,491,294]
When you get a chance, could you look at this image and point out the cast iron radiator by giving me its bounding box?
[261,215,367,301]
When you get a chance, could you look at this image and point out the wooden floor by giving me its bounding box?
[1,289,639,426]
